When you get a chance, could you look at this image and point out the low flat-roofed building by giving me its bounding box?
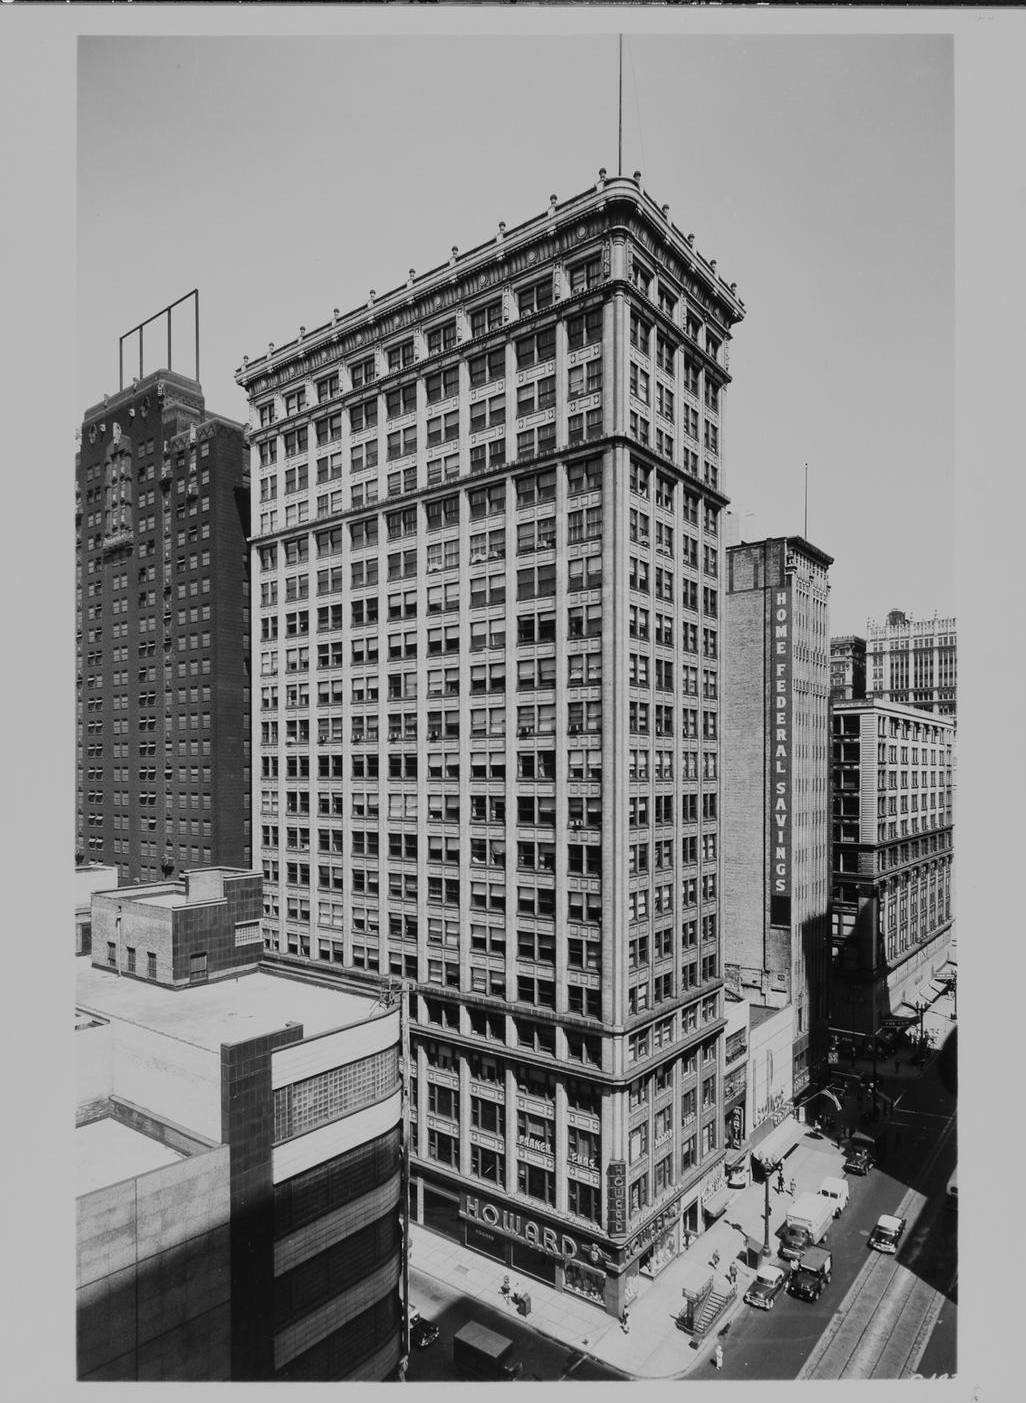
[76,958,403,1381]
[90,865,263,987]
[75,862,119,955]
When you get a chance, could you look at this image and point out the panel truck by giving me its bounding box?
[452,1321,524,1380]
[779,1191,833,1261]
[788,1245,833,1302]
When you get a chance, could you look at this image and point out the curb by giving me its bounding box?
[409,1253,644,1381]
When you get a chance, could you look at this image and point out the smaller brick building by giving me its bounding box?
[90,866,263,986]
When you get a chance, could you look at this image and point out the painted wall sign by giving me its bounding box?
[770,586,793,928]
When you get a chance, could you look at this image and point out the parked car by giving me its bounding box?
[408,1307,439,1349]
[844,1146,874,1176]
[788,1246,832,1302]
[868,1213,906,1254]
[743,1263,787,1310]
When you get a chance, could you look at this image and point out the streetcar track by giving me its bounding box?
[799,1116,955,1380]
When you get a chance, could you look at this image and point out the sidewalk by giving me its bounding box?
[410,1125,848,1379]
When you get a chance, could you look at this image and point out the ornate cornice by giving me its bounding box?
[237,177,744,397]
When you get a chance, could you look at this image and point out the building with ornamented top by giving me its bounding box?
[830,634,866,702]
[235,171,745,1317]
[75,357,251,883]
[866,609,956,717]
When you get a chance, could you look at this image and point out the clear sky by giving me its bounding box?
[77,31,952,636]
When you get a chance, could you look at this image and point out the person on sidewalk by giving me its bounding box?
[728,1261,738,1287]
[776,1168,785,1194]
[620,1308,630,1335]
[714,1344,724,1370]
[710,1248,720,1269]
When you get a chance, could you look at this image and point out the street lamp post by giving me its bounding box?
[760,1166,775,1264]
[870,1034,878,1117]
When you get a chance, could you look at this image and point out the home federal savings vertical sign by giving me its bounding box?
[769,586,792,929]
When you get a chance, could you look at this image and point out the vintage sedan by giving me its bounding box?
[843,1147,874,1176]
[868,1214,906,1255]
[408,1307,440,1348]
[743,1263,787,1310]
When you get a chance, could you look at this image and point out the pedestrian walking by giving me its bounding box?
[789,1178,797,1197]
[500,1274,510,1300]
[728,1261,738,1286]
[620,1308,630,1335]
[776,1168,785,1194]
[714,1344,724,1370]
[710,1248,721,1269]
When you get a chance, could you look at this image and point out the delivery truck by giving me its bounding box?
[787,1245,833,1301]
[451,1321,524,1380]
[779,1191,833,1260]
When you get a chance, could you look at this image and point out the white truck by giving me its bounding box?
[779,1191,834,1260]
[818,1176,850,1217]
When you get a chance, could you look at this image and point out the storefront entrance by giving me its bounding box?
[465,1220,506,1263]
[509,1240,558,1285]
[422,1185,462,1244]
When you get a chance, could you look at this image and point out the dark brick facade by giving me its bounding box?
[76,369,250,883]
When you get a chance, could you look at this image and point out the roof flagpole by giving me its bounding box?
[804,462,809,537]
[618,35,624,175]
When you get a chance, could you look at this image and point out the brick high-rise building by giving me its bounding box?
[236,173,745,1316]
[866,609,956,717]
[722,537,833,1102]
[75,366,251,882]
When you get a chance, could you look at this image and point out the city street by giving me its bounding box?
[405,1267,632,1383]
[712,1025,957,1381]
[405,1020,957,1383]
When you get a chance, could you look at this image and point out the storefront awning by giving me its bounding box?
[753,1114,801,1169]
[701,1185,733,1220]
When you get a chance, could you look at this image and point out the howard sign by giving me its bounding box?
[460,1194,605,1266]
